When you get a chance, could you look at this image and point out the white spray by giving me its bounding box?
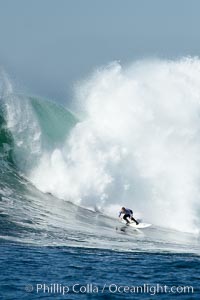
[27,58,200,233]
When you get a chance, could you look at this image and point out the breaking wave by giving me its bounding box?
[1,58,200,236]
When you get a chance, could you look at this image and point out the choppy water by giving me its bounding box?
[1,240,200,299]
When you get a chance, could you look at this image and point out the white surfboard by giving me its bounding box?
[120,219,151,229]
[129,222,151,229]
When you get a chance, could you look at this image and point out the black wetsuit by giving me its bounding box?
[119,208,139,224]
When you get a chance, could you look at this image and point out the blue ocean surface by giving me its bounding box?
[0,240,200,300]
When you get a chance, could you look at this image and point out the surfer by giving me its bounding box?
[118,207,139,225]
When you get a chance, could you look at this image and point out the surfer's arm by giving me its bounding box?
[118,211,122,218]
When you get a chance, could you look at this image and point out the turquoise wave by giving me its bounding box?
[0,103,14,164]
[0,93,78,174]
[30,96,77,148]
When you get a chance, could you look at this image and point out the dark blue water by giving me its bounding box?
[0,240,199,300]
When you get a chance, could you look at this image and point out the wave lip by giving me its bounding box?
[0,73,77,172]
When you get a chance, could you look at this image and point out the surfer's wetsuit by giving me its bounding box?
[119,208,139,225]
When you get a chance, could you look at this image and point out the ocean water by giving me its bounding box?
[1,240,200,299]
[1,58,200,299]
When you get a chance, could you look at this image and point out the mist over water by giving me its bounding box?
[24,58,200,234]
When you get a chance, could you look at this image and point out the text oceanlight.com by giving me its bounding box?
[25,283,194,295]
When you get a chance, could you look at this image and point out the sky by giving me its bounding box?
[0,0,200,104]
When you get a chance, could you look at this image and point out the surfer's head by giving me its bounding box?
[121,207,126,212]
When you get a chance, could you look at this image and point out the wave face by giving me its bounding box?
[1,58,200,239]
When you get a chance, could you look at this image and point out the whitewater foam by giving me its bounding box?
[27,58,200,234]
